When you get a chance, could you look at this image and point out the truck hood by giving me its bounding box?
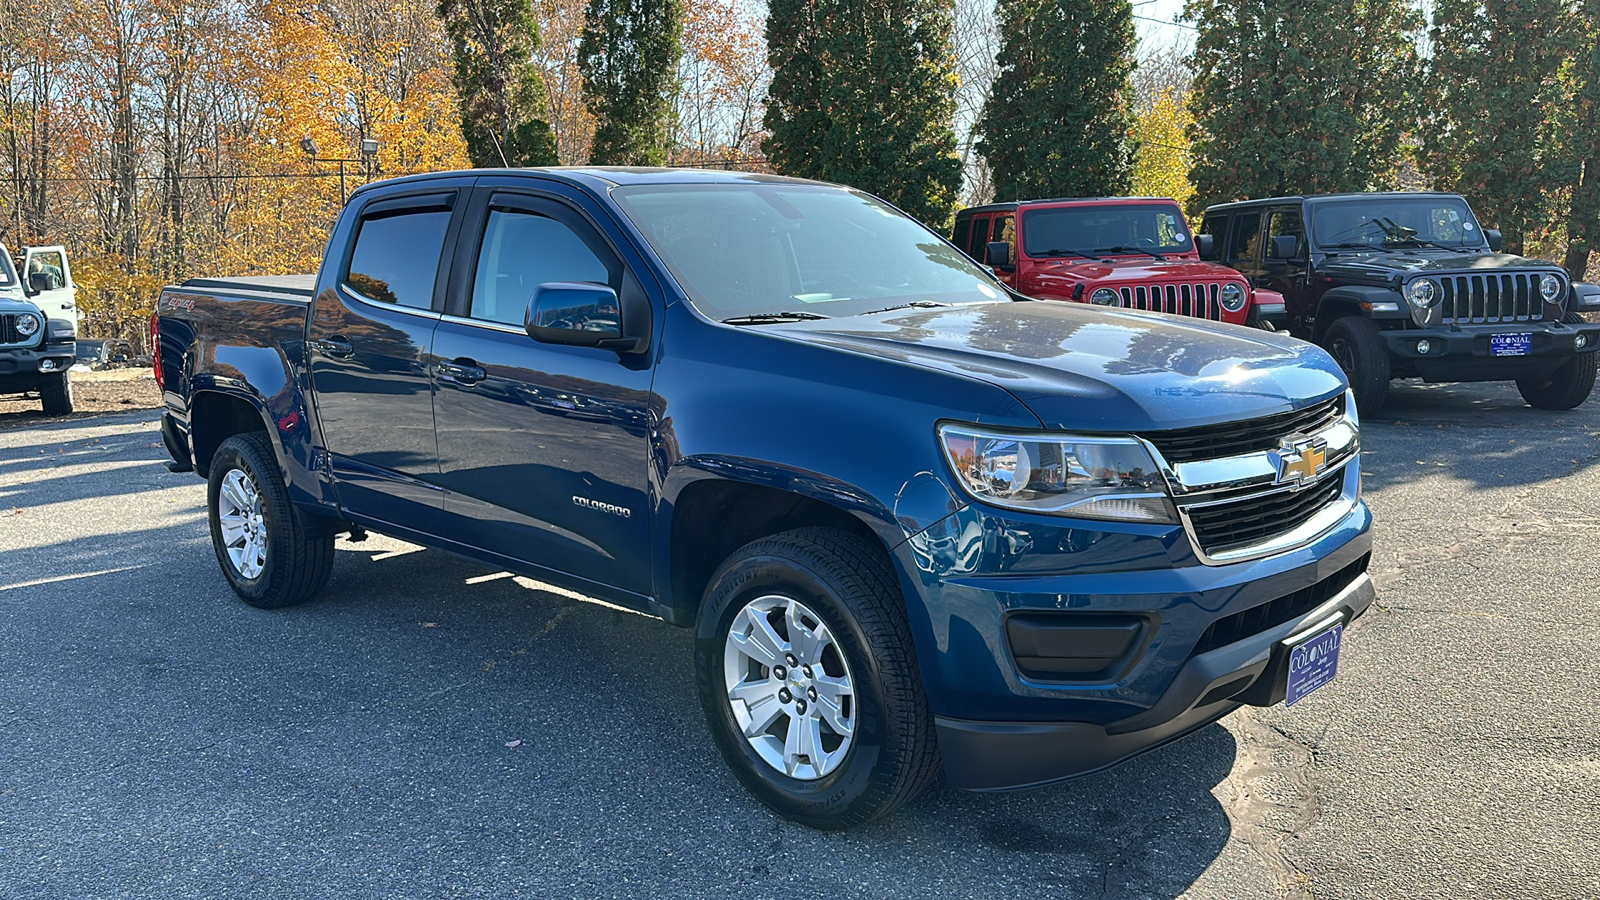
[1320,249,1565,283]
[771,301,1346,432]
[1033,256,1244,284]
[0,291,40,314]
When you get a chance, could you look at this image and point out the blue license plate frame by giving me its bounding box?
[1285,622,1343,707]
[1490,333,1532,357]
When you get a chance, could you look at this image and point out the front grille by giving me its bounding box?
[1438,273,1546,324]
[1116,282,1226,320]
[0,314,29,346]
[1140,396,1343,464]
[1184,476,1344,556]
[1191,554,1370,656]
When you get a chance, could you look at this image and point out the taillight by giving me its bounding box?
[149,312,162,389]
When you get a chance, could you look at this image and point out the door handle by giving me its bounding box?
[312,336,355,359]
[438,359,486,385]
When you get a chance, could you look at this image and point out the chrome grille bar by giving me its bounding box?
[1112,282,1234,320]
[1439,273,1542,324]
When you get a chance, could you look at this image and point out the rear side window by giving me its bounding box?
[471,208,613,326]
[968,217,992,262]
[1228,212,1263,264]
[952,218,972,255]
[345,209,451,310]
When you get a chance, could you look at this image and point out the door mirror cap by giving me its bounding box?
[1485,228,1503,252]
[525,282,643,353]
[1270,235,1300,260]
[1195,234,1215,260]
[986,241,1013,270]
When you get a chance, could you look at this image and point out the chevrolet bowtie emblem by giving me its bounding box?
[1273,437,1328,486]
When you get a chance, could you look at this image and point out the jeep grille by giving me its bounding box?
[0,313,34,347]
[1437,273,1546,324]
[1116,282,1230,320]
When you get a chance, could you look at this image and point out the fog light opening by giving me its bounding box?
[1578,334,1589,349]
[39,359,57,371]
[1415,339,1431,355]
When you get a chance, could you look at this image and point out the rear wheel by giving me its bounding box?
[1323,317,1390,415]
[39,371,72,415]
[695,527,938,830]
[207,432,334,608]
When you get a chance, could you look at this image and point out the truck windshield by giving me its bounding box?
[611,183,1005,321]
[1311,197,1486,250]
[1018,204,1193,257]
[0,250,15,286]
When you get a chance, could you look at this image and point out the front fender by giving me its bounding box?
[1315,285,1408,340]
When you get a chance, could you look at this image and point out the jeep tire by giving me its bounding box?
[207,432,334,608]
[694,527,938,830]
[1323,316,1390,415]
[1517,353,1597,410]
[39,371,72,416]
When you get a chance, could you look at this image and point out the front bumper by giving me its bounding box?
[937,569,1374,790]
[0,343,75,391]
[1381,320,1600,380]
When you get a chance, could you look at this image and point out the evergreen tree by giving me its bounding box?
[579,0,683,165]
[1185,0,1421,214]
[1558,0,1600,277]
[764,0,962,225]
[977,0,1137,201]
[1421,0,1570,254]
[438,0,560,168]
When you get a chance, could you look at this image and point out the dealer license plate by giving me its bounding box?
[1285,623,1343,707]
[1491,333,1532,357]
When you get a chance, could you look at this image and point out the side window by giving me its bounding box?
[1199,215,1227,257]
[470,206,613,326]
[345,209,451,310]
[1266,208,1305,258]
[1228,212,1263,264]
[952,218,972,256]
[996,215,1016,259]
[27,250,67,289]
[968,217,992,262]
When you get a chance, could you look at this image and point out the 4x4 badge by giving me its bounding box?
[1272,436,1328,487]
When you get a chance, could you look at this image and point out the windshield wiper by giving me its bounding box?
[1037,247,1102,261]
[720,311,831,325]
[1383,238,1455,251]
[860,301,953,315]
[1321,242,1379,252]
[1097,245,1167,260]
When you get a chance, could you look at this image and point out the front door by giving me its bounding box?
[430,187,656,597]
[21,246,76,331]
[305,187,464,528]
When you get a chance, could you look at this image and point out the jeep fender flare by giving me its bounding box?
[1313,285,1406,343]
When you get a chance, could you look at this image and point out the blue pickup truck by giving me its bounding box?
[154,168,1375,829]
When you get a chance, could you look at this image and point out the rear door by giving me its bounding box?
[21,246,76,331]
[1226,208,1266,285]
[306,187,465,528]
[429,182,657,597]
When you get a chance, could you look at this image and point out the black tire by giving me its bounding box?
[694,527,938,830]
[206,432,334,608]
[1322,316,1391,415]
[39,371,73,415]
[1518,353,1597,410]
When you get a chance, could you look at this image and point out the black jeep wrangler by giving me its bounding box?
[1200,192,1600,413]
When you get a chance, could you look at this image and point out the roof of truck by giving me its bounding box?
[351,167,834,201]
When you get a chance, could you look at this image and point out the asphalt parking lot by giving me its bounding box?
[2,381,1598,899]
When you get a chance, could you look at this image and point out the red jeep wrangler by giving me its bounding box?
[953,198,1286,328]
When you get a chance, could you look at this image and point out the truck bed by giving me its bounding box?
[175,274,316,302]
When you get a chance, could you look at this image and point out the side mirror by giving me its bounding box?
[27,272,49,294]
[1485,228,1503,253]
[1270,235,1300,260]
[525,282,646,353]
[1196,234,1215,259]
[986,241,1013,270]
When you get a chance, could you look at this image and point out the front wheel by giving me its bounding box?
[694,527,938,830]
[1517,353,1597,409]
[207,432,334,608]
[1322,317,1391,415]
[39,371,72,415]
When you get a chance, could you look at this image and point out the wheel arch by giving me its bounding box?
[188,386,274,479]
[1313,285,1402,343]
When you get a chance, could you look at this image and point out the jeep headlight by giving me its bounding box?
[938,425,1176,522]
[1540,273,1563,302]
[14,312,40,337]
[1219,283,1246,312]
[1407,279,1439,309]
[1089,288,1119,306]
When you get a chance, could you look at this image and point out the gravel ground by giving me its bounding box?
[0,368,161,424]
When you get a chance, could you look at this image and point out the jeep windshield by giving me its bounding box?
[1019,203,1193,258]
[0,251,15,287]
[611,183,1005,322]
[1310,196,1487,251]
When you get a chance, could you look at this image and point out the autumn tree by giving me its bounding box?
[977,0,1136,201]
[764,0,961,225]
[579,0,683,165]
[531,0,596,163]
[1185,0,1421,214]
[672,0,768,166]
[1133,87,1194,208]
[439,0,559,167]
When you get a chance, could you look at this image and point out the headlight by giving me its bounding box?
[1089,288,1119,306]
[1540,273,1563,302]
[1219,283,1246,312]
[14,313,40,337]
[1407,279,1439,308]
[938,425,1176,522]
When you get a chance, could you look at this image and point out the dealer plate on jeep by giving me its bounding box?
[1285,623,1342,707]
[1491,333,1532,357]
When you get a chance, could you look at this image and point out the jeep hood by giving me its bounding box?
[771,301,1346,433]
[1032,256,1245,285]
[1320,249,1565,283]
